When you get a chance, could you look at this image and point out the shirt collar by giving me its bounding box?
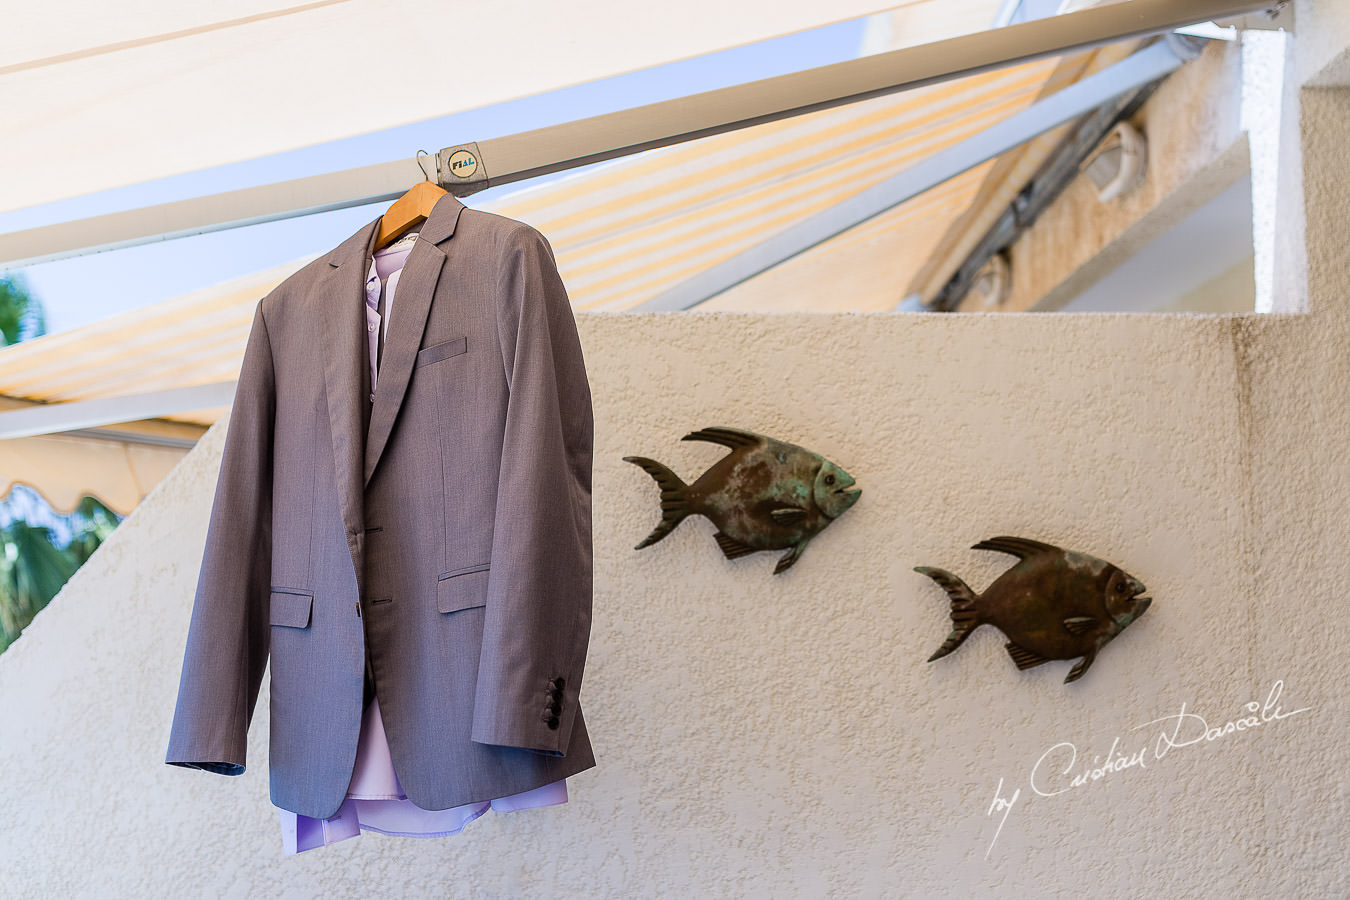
[366,250,411,310]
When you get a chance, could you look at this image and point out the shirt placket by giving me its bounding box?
[365,265,381,401]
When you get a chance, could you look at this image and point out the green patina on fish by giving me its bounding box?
[624,426,861,574]
[917,537,1152,684]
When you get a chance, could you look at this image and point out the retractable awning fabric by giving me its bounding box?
[0,2,1260,516]
[0,41,1120,435]
[0,260,301,426]
[0,425,199,516]
[1,0,940,216]
[504,54,1078,313]
[4,1,1024,514]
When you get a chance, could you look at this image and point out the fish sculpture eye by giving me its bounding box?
[825,474,836,485]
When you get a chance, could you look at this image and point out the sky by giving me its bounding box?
[0,15,872,338]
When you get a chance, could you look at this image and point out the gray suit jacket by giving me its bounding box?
[165,193,595,819]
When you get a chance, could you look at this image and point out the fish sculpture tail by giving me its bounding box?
[915,566,982,662]
[623,456,692,549]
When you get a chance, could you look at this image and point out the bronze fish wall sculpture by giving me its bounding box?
[916,537,1151,684]
[624,426,861,574]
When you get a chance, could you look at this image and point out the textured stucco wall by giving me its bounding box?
[1,300,1344,897]
[3,13,1349,900]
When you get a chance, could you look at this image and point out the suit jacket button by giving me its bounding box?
[545,715,560,729]
[545,700,561,714]
[550,677,565,690]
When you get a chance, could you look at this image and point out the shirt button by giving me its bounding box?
[368,323,376,332]
[369,392,375,402]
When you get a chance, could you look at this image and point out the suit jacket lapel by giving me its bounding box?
[318,215,379,562]
[363,192,463,487]
[316,193,467,557]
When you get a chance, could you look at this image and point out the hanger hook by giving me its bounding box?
[416,149,437,184]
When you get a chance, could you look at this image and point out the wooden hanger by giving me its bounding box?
[374,154,447,250]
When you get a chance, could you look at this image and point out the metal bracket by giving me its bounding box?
[1215,1,1293,32]
[435,142,490,195]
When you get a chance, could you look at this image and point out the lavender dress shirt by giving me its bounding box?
[278,232,567,855]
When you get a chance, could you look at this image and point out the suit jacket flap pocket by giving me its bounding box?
[270,589,313,628]
[417,336,468,367]
[437,563,489,613]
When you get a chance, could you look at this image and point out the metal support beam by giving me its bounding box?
[0,0,1277,270]
[0,159,425,271]
[59,427,202,450]
[0,382,235,440]
[634,35,1204,312]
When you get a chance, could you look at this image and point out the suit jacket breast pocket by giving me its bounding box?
[437,563,489,613]
[270,589,314,628]
[417,336,468,367]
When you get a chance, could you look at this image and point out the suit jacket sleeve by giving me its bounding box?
[472,224,594,756]
[164,298,275,775]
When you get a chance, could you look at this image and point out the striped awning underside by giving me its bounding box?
[0,49,1109,430]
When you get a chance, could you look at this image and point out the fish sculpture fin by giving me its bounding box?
[623,456,691,549]
[1064,650,1097,684]
[681,426,761,450]
[770,507,807,525]
[1062,616,1098,636]
[915,567,981,661]
[713,531,757,560]
[971,536,1061,560]
[773,541,808,574]
[1005,642,1051,670]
